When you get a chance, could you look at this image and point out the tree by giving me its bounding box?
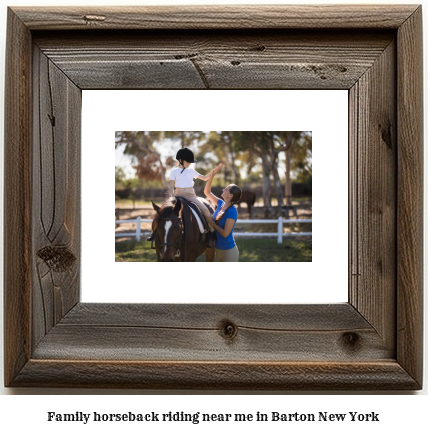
[277,132,301,207]
[164,131,206,150]
[290,131,312,184]
[282,132,312,204]
[268,132,293,210]
[200,131,240,185]
[115,166,126,188]
[115,131,172,189]
[115,175,144,209]
[235,132,291,216]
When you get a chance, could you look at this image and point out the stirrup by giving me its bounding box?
[146,232,155,242]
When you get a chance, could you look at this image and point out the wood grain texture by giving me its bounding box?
[12,361,419,390]
[61,303,370,329]
[12,5,419,30]
[3,5,423,390]
[32,46,81,348]
[32,304,391,362]
[3,8,32,388]
[34,31,393,90]
[396,6,423,387]
[349,40,397,350]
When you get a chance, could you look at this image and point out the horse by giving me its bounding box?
[236,190,256,219]
[151,197,215,262]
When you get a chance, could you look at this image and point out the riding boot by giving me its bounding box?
[146,232,155,242]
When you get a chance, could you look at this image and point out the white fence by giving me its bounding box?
[115,217,312,244]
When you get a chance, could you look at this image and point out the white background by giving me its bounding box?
[0,0,427,429]
[82,89,348,304]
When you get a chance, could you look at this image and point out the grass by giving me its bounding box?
[115,237,312,262]
[228,237,312,262]
[115,238,156,262]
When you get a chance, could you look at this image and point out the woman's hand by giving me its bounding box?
[208,218,235,238]
[204,163,222,205]
[205,215,215,226]
[197,163,223,182]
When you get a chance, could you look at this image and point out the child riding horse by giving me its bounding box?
[147,147,221,243]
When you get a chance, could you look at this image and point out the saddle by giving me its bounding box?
[176,196,212,248]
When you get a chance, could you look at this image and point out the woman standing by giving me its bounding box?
[204,164,242,262]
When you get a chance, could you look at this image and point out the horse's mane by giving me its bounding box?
[153,196,214,232]
[153,197,180,225]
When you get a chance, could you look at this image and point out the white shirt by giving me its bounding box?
[169,167,200,188]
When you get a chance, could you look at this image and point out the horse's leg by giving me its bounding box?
[182,215,201,261]
[205,245,215,262]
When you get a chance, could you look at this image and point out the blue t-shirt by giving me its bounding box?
[212,199,238,250]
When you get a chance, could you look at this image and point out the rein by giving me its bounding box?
[152,216,185,261]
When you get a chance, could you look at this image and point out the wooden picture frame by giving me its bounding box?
[4,5,423,390]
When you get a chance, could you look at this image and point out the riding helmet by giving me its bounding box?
[176,147,197,163]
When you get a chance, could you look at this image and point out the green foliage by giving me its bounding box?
[290,131,312,184]
[115,131,312,203]
[115,239,156,262]
[115,238,312,262]
[115,166,126,186]
[115,131,171,187]
[230,238,312,262]
[164,131,207,150]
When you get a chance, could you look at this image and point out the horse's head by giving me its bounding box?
[152,198,183,261]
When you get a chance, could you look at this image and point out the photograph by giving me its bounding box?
[115,131,312,262]
[1,0,425,404]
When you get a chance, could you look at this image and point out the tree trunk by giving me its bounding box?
[272,160,284,209]
[285,147,292,206]
[260,155,273,217]
[227,139,240,185]
[230,151,240,185]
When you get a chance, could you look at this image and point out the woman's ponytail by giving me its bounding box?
[214,185,242,224]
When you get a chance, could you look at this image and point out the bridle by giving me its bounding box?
[151,216,184,260]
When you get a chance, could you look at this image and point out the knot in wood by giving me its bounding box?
[378,122,393,149]
[341,332,361,350]
[37,245,76,272]
[219,320,238,340]
[83,15,106,23]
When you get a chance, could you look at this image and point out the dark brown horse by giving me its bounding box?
[151,197,215,262]
[236,190,256,219]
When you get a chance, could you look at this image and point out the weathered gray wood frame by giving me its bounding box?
[4,5,423,389]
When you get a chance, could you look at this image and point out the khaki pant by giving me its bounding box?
[215,245,239,262]
[175,187,214,231]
